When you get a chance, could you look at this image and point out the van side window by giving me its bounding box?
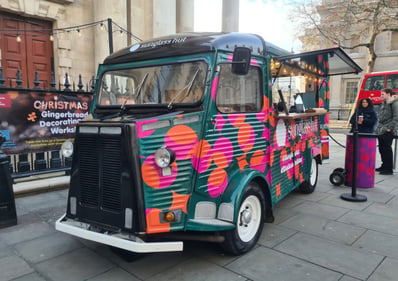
[364,75,384,91]
[386,74,398,90]
[216,64,262,113]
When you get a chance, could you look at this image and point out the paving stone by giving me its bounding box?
[339,276,361,281]
[15,192,65,212]
[0,238,14,259]
[287,190,331,203]
[273,194,305,209]
[353,230,398,259]
[147,257,247,281]
[355,189,394,204]
[338,210,398,236]
[15,232,82,263]
[319,193,372,211]
[0,221,55,245]
[36,248,113,281]
[274,232,384,280]
[272,206,300,224]
[290,201,350,220]
[116,251,193,280]
[11,272,47,281]
[364,202,398,219]
[35,206,66,227]
[0,255,34,281]
[226,246,342,281]
[280,213,366,245]
[87,268,139,281]
[258,224,297,248]
[368,257,398,281]
[185,241,239,267]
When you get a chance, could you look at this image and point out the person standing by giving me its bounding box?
[375,89,398,175]
[350,98,377,133]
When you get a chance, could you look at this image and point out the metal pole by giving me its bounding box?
[341,114,367,202]
[108,18,114,54]
[394,137,397,172]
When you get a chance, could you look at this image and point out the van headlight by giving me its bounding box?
[61,140,74,158]
[154,147,175,168]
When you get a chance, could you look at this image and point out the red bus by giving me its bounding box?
[358,71,398,107]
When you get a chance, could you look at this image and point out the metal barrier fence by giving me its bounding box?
[329,107,352,120]
[0,67,94,180]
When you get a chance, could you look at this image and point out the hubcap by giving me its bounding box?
[237,195,261,242]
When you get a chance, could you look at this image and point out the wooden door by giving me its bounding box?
[0,12,53,88]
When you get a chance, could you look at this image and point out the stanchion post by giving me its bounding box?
[341,126,367,202]
[393,134,397,172]
[0,133,17,228]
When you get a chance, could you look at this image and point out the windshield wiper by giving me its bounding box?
[167,68,200,109]
[135,73,149,101]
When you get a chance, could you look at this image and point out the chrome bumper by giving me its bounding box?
[55,214,183,253]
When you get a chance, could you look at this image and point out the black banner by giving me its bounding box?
[0,90,92,154]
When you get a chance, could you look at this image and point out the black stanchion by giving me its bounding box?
[0,133,17,228]
[341,129,367,202]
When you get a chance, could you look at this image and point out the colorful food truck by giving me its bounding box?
[56,33,361,255]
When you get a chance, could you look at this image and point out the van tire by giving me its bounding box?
[298,157,318,194]
[222,182,265,255]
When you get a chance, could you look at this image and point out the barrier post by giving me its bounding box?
[0,133,17,228]
[341,125,367,202]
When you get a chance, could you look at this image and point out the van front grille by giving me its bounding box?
[78,133,122,212]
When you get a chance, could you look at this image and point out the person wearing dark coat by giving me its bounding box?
[350,98,378,133]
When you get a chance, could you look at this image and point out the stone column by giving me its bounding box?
[222,0,239,32]
[131,0,153,41]
[176,0,194,33]
[93,1,127,66]
[153,0,176,37]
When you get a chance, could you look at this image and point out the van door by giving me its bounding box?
[195,57,268,200]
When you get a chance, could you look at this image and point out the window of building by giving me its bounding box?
[345,80,359,104]
[216,64,262,113]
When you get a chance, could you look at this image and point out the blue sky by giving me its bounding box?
[194,0,301,52]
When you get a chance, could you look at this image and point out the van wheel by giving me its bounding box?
[298,157,318,194]
[222,182,265,255]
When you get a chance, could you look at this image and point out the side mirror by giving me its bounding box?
[232,47,251,75]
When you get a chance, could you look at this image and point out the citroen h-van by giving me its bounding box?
[56,33,361,255]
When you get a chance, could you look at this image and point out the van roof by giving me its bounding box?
[103,32,291,65]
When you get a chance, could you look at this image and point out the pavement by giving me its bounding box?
[1,132,398,281]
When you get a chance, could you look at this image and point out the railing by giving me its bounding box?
[0,67,94,180]
[329,107,352,120]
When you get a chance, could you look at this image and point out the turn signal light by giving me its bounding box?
[165,212,175,222]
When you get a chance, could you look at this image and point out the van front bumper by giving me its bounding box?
[55,214,183,253]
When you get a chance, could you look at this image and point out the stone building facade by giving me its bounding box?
[0,0,195,87]
[299,0,398,119]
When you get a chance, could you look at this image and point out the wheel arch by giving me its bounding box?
[220,169,272,223]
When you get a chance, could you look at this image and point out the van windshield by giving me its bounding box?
[97,61,207,107]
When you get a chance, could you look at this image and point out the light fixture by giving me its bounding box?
[154,147,176,168]
[120,30,123,36]
[77,29,81,36]
[50,33,54,41]
[16,33,21,42]
[100,22,104,30]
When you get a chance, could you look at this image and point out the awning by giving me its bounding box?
[273,47,362,77]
